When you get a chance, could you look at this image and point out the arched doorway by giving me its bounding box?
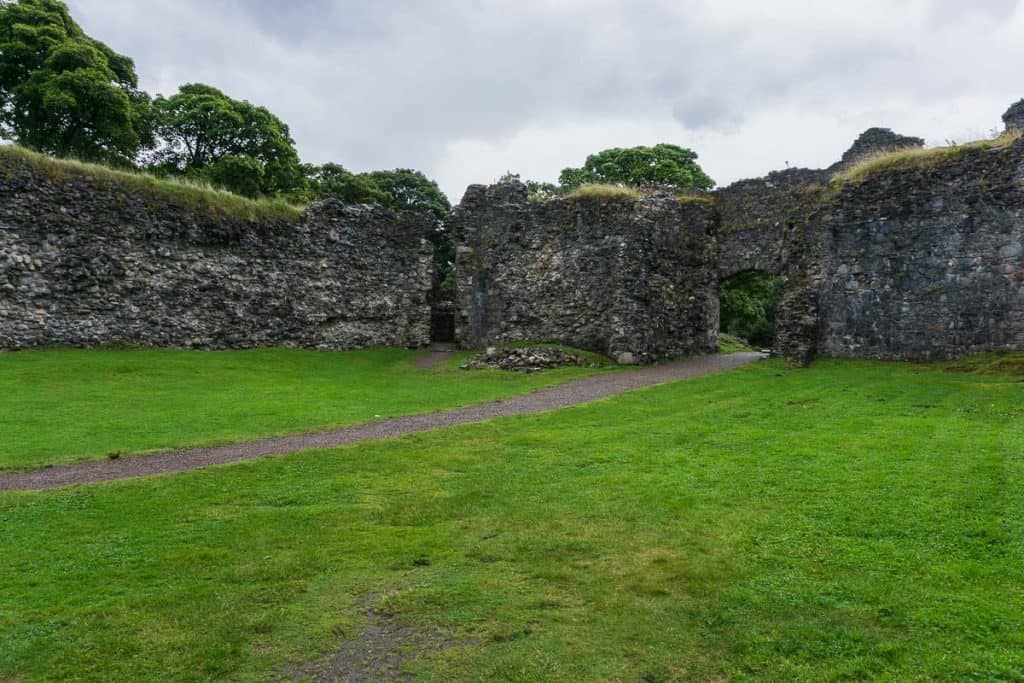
[719,270,784,351]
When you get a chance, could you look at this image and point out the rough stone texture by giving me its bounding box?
[1003,99,1024,132]
[454,111,1024,366]
[713,127,1024,363]
[816,139,1024,360]
[5,104,1024,366]
[836,127,925,168]
[460,346,590,372]
[452,181,718,364]
[714,168,827,277]
[0,157,433,350]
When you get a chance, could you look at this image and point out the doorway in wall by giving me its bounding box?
[430,304,456,344]
[719,270,784,351]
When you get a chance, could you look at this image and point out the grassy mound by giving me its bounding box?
[0,144,305,222]
[718,333,757,353]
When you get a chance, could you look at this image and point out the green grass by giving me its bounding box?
[0,347,608,471]
[560,183,642,202]
[831,129,1023,186]
[675,190,715,206]
[944,351,1024,375]
[0,144,304,222]
[2,358,1023,680]
[718,332,757,353]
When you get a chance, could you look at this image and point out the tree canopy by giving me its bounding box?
[559,143,714,191]
[149,83,303,197]
[0,0,152,165]
[303,163,391,205]
[365,168,450,223]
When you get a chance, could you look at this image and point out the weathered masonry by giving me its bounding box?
[0,154,433,351]
[2,102,1022,365]
[451,182,718,364]
[454,101,1024,364]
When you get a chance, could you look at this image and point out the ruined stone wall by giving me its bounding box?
[713,168,833,363]
[816,141,1024,360]
[711,129,1024,363]
[453,108,1024,365]
[0,155,433,350]
[452,182,718,363]
[714,168,827,278]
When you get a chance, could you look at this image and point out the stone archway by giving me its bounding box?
[718,269,784,351]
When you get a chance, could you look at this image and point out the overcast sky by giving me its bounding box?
[66,0,1024,201]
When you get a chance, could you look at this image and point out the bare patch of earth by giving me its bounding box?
[282,600,461,682]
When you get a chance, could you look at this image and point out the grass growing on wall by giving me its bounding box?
[560,183,642,202]
[0,144,305,222]
[831,129,1023,186]
[1,358,1022,680]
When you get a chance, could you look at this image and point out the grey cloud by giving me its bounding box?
[65,1,1024,198]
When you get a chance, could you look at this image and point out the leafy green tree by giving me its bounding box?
[524,179,559,202]
[497,172,559,203]
[304,163,390,205]
[365,168,450,222]
[0,0,152,165]
[559,144,714,191]
[204,154,264,199]
[720,271,784,348]
[149,83,302,197]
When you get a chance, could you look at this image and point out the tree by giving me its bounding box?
[559,143,714,191]
[304,163,390,205]
[365,168,449,223]
[0,0,152,165]
[149,83,302,197]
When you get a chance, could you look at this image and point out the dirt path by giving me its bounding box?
[413,343,457,369]
[0,353,763,492]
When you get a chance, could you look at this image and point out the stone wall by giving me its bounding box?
[0,155,433,350]
[711,121,1024,363]
[5,101,1024,365]
[454,102,1024,365]
[452,182,718,363]
[817,140,1024,360]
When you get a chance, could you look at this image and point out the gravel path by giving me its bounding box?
[0,353,763,492]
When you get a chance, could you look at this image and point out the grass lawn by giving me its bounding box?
[2,358,1022,680]
[0,347,610,471]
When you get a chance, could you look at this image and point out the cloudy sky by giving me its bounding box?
[67,0,1024,201]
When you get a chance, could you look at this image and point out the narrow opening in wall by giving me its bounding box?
[430,304,456,344]
[719,270,784,351]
